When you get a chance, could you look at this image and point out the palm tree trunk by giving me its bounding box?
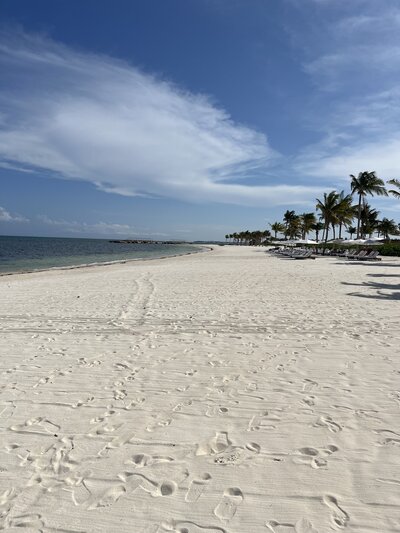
[339,223,342,239]
[357,194,362,239]
[322,222,328,255]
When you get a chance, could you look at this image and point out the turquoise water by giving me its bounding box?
[0,236,200,274]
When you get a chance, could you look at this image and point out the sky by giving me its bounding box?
[1,0,400,240]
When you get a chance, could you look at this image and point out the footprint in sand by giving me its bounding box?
[196,431,231,456]
[295,518,319,533]
[88,484,126,510]
[0,487,16,508]
[146,415,172,432]
[10,417,60,435]
[113,389,127,400]
[0,404,15,420]
[7,513,45,529]
[293,445,338,469]
[161,519,229,533]
[205,405,228,417]
[89,422,122,437]
[125,453,151,468]
[314,416,342,433]
[118,470,184,499]
[323,494,349,529]
[72,396,95,409]
[173,400,194,413]
[266,518,318,533]
[265,519,295,532]
[125,453,174,468]
[154,480,177,497]
[247,411,280,432]
[214,487,243,522]
[185,473,212,502]
[300,395,316,407]
[380,437,400,446]
[70,481,92,506]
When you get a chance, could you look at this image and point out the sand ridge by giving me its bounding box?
[0,246,399,532]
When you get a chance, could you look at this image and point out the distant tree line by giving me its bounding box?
[225,172,400,245]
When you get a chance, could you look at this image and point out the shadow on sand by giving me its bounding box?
[342,278,400,301]
[336,261,400,268]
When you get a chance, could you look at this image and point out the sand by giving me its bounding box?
[0,245,399,533]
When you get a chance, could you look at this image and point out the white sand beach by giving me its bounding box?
[0,245,399,533]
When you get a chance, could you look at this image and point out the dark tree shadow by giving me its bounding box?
[335,261,400,268]
[342,280,400,301]
[342,281,400,290]
[346,290,400,300]
[367,273,400,278]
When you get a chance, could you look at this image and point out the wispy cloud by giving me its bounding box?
[0,31,323,207]
[36,215,166,236]
[302,1,400,91]
[288,0,400,195]
[294,85,400,183]
[0,206,28,222]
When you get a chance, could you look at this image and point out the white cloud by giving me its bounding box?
[36,215,168,236]
[298,138,400,182]
[0,206,28,222]
[0,32,323,207]
[37,215,130,235]
[302,2,400,91]
[305,46,400,87]
[293,83,400,189]
[290,0,400,211]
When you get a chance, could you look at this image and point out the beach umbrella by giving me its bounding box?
[286,239,316,245]
[347,239,366,245]
[364,238,384,245]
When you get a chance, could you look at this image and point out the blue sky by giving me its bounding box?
[1,0,399,240]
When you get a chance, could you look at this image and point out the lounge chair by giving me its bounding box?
[346,250,368,260]
[290,249,315,260]
[357,250,381,261]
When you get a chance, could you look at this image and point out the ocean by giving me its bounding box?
[0,235,201,274]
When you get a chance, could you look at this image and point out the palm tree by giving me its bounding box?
[283,210,296,233]
[300,212,316,240]
[377,218,398,240]
[347,226,357,239]
[249,230,263,246]
[359,203,379,238]
[270,222,285,239]
[316,191,340,244]
[350,171,388,238]
[335,191,354,239]
[311,221,324,243]
[285,216,302,240]
[241,230,251,245]
[387,179,400,199]
[225,234,229,243]
[263,229,271,243]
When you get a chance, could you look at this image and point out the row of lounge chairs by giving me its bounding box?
[343,249,381,261]
[268,247,315,260]
[268,247,381,261]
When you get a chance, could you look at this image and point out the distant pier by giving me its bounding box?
[109,239,186,244]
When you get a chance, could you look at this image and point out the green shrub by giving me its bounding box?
[377,241,400,257]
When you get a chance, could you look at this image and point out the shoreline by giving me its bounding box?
[0,244,213,277]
